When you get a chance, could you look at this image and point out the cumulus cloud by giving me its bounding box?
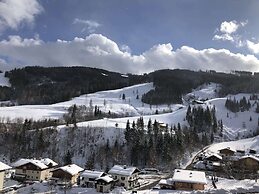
[73,18,101,33]
[0,0,43,32]
[247,40,259,54]
[213,20,247,45]
[0,34,259,73]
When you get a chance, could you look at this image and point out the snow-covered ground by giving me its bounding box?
[0,72,10,87]
[207,134,259,154]
[1,82,258,140]
[13,176,259,194]
[0,83,181,120]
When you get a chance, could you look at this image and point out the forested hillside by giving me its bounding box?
[1,67,259,106]
[1,66,145,104]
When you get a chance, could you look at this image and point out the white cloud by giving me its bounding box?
[220,21,239,34]
[73,18,101,33]
[247,40,259,54]
[213,20,247,45]
[0,0,43,32]
[0,34,259,73]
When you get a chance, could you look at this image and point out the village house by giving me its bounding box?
[12,158,58,181]
[51,164,84,185]
[158,178,173,190]
[108,165,140,190]
[80,170,106,188]
[205,153,222,162]
[96,175,114,193]
[235,155,259,171]
[0,161,11,192]
[218,147,236,159]
[171,169,207,190]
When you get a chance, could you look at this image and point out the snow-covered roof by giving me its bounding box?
[96,175,113,183]
[108,165,140,176]
[172,169,207,185]
[0,161,11,171]
[12,159,48,169]
[219,147,236,153]
[206,153,222,160]
[80,170,105,179]
[40,158,58,167]
[159,178,172,185]
[239,155,259,162]
[56,164,84,176]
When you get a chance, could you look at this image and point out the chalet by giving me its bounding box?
[218,147,236,157]
[205,153,222,162]
[0,161,11,192]
[108,165,140,190]
[51,164,84,185]
[158,178,173,189]
[80,170,106,188]
[96,175,114,193]
[12,158,58,181]
[171,169,207,190]
[236,155,259,171]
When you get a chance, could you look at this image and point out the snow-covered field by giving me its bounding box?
[1,82,258,140]
[0,82,181,120]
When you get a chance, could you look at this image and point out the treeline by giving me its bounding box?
[1,66,145,104]
[142,69,259,105]
[225,97,251,113]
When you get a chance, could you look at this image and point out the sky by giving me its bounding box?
[1,0,259,74]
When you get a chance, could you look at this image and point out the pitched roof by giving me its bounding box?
[80,170,105,179]
[40,158,58,167]
[108,165,140,176]
[55,164,84,176]
[0,161,11,171]
[172,169,207,185]
[96,175,113,183]
[206,153,222,160]
[12,159,48,169]
[219,147,236,153]
[239,155,259,162]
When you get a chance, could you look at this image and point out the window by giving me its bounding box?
[114,176,117,179]
[37,171,39,174]
[121,183,125,187]
[121,177,125,180]
[36,177,39,179]
[22,169,26,173]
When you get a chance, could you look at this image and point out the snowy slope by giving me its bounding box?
[207,135,259,154]
[0,72,10,87]
[0,83,154,120]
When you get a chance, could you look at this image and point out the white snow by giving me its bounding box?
[0,161,11,171]
[0,72,10,87]
[96,175,113,183]
[80,170,105,179]
[56,164,84,176]
[108,165,139,176]
[12,159,48,169]
[172,169,207,185]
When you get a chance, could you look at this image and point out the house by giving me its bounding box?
[0,161,11,192]
[158,178,173,189]
[205,153,222,162]
[51,164,84,185]
[236,155,259,171]
[12,158,58,181]
[171,169,207,190]
[80,170,106,188]
[218,147,236,157]
[96,175,114,193]
[108,165,140,190]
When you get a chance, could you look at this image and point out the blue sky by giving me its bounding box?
[0,0,259,73]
